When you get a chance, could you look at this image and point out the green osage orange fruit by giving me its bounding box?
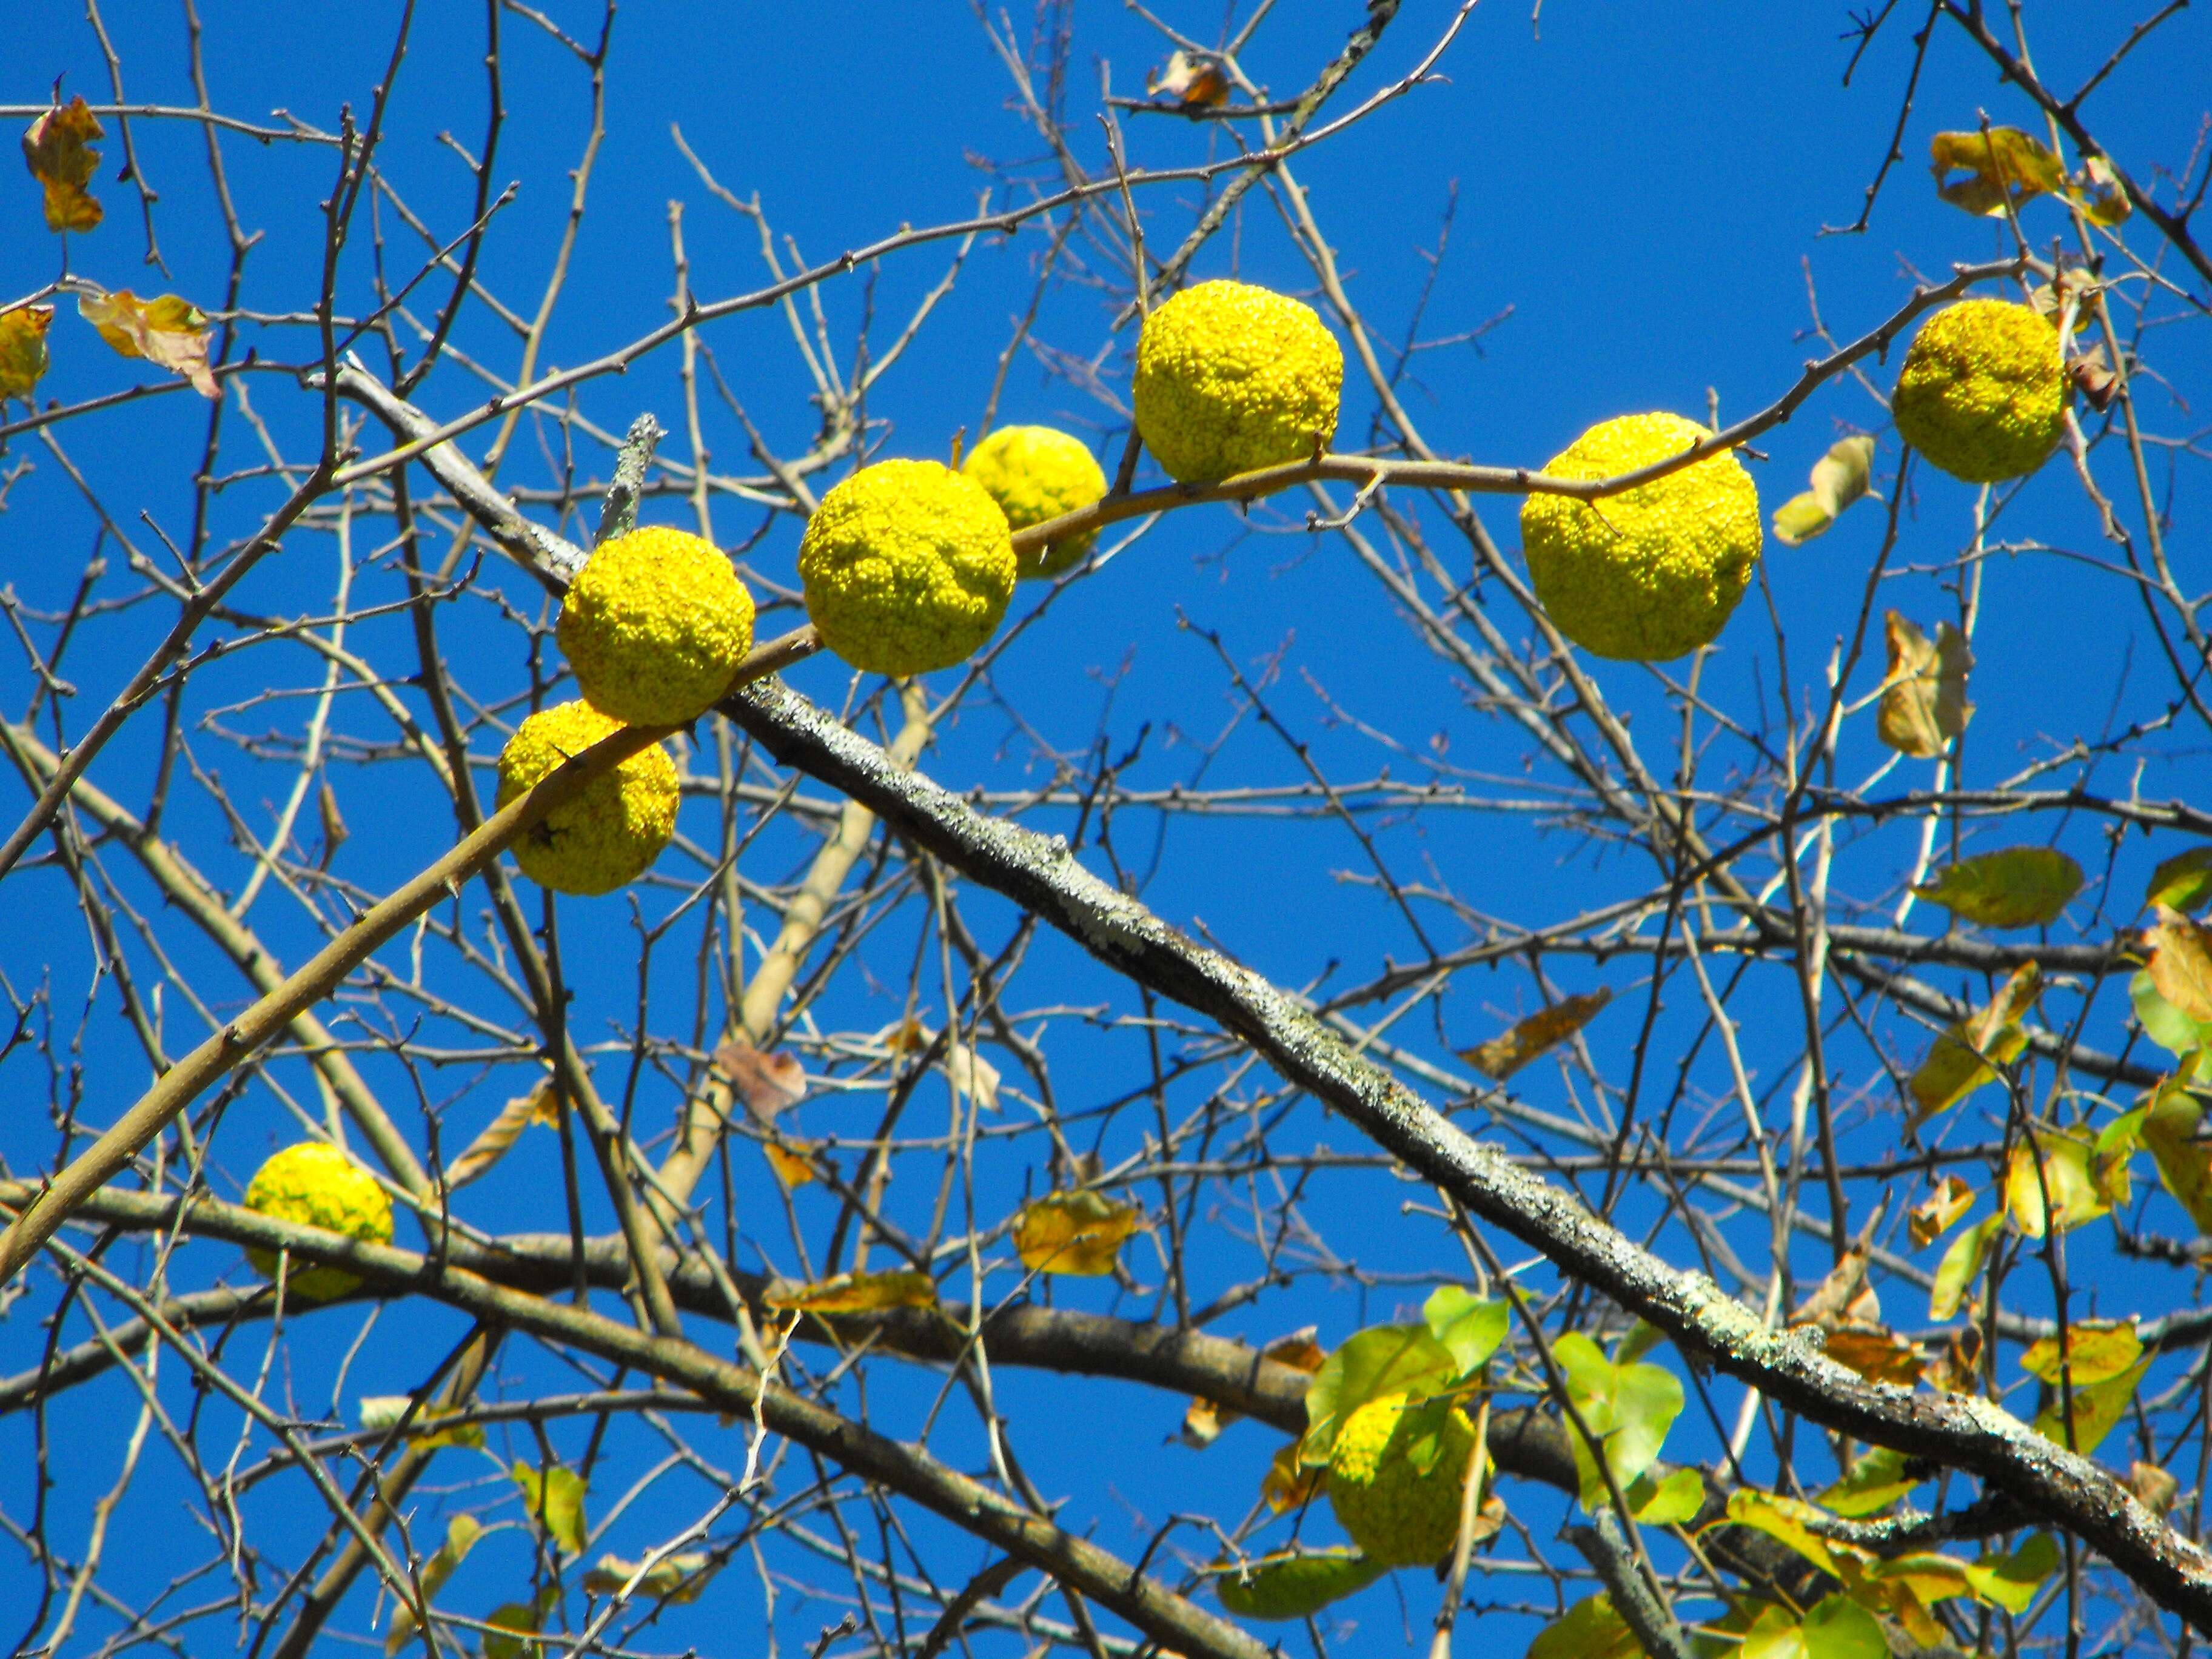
[1132,279,1342,486]
[495,700,679,896]
[798,458,1017,676]
[962,425,1108,579]
[243,1142,394,1301]
[1326,1392,1477,1567]
[1520,411,1762,662]
[557,525,756,726]
[1891,297,2067,484]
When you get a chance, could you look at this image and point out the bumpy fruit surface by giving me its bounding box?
[962,426,1108,579]
[1520,411,1762,662]
[1133,280,1342,485]
[557,526,756,725]
[244,1142,394,1301]
[799,459,1016,676]
[495,700,679,896]
[1326,1392,1476,1567]
[1891,298,2066,484]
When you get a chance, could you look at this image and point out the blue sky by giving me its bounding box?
[5,2,2210,1654]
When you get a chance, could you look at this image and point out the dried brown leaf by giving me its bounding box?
[1878,611,1974,759]
[1460,988,1610,1081]
[22,96,104,232]
[77,288,219,398]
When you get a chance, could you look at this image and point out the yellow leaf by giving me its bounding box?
[446,1079,560,1188]
[1013,1189,1142,1276]
[1772,492,1836,545]
[1725,1489,1865,1578]
[2143,1071,2212,1232]
[1909,962,2041,1125]
[76,288,219,398]
[1460,988,1610,1080]
[2068,153,2131,226]
[21,95,104,233]
[1908,1176,1976,1248]
[0,304,53,402]
[2145,905,2212,1024]
[1818,1446,1920,1518]
[1962,1533,2059,1614]
[763,1269,936,1315]
[762,1137,819,1189]
[1773,436,1877,545]
[512,1461,587,1555]
[1261,1439,1327,1513]
[2020,1319,2140,1387]
[1877,611,1973,759]
[1931,127,2065,217]
[384,1514,482,1653]
[2006,1124,2108,1237]
[2147,846,2212,916]
[1912,847,2083,928]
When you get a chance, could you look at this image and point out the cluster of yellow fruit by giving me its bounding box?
[1519,292,2065,663]
[489,278,2067,899]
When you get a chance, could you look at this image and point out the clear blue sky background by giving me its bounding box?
[5,2,2208,1653]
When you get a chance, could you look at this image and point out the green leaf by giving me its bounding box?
[1526,1593,1644,1659]
[1908,964,2042,1124]
[1553,1332,1684,1509]
[481,1586,561,1659]
[1300,1325,1456,1466]
[2148,846,2212,916]
[580,1552,720,1606]
[2032,1355,2150,1455]
[1212,1549,1386,1620]
[1962,1533,2059,1614]
[1628,1467,1704,1525]
[1912,848,2083,928]
[511,1461,588,1557]
[1742,1594,1886,1659]
[2006,1125,2110,1237]
[1772,437,1877,546]
[383,1514,482,1654]
[1424,1287,1509,1379]
[1929,1213,2002,1322]
[1818,1446,1920,1518]
[2133,970,2212,1057]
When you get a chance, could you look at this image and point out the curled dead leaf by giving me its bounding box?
[1772,435,1877,545]
[77,287,220,398]
[1460,988,1610,1081]
[1878,611,1974,759]
[446,1078,561,1188]
[712,1037,808,1121]
[22,96,104,233]
[1908,1176,1976,1248]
